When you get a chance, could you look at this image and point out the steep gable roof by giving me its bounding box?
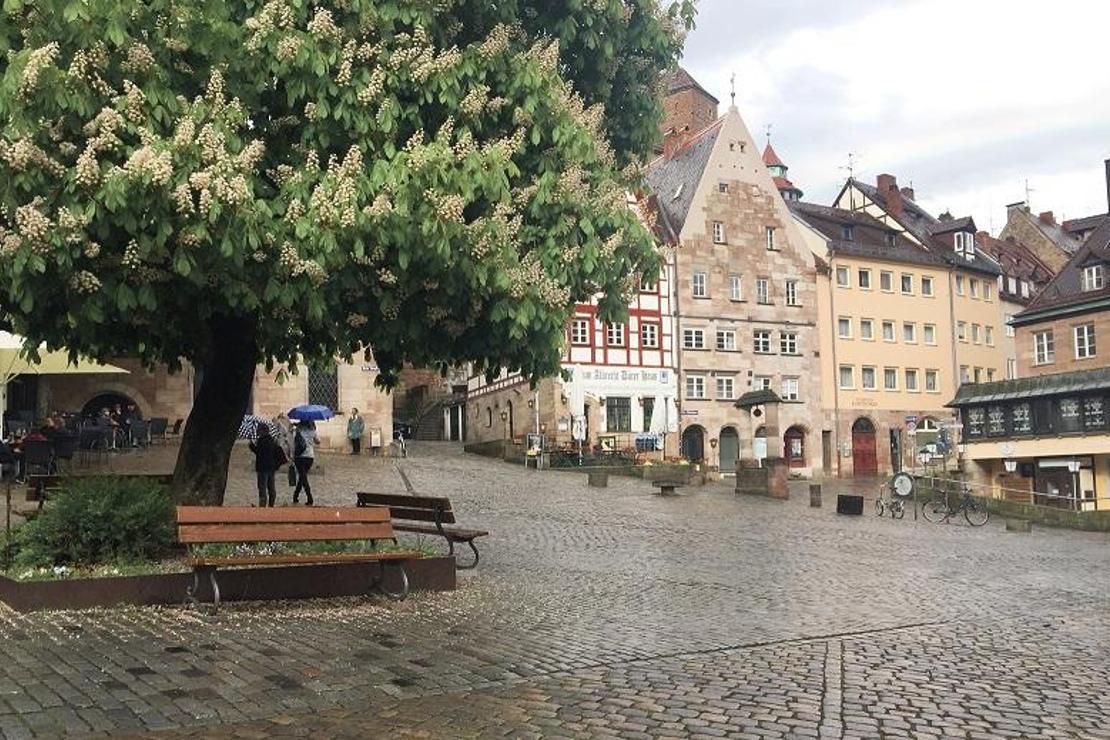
[667,67,719,104]
[789,201,947,269]
[1019,217,1110,317]
[645,119,723,236]
[762,143,785,168]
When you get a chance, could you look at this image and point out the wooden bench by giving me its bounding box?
[26,473,175,509]
[355,492,488,569]
[176,506,421,613]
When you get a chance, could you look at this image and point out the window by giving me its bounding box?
[685,374,705,399]
[640,323,658,348]
[1005,314,1015,337]
[717,182,729,194]
[1034,330,1055,365]
[571,319,590,345]
[1082,264,1104,292]
[1060,397,1082,433]
[641,397,655,432]
[860,319,874,341]
[955,231,974,258]
[781,377,799,401]
[956,275,965,295]
[683,328,705,350]
[712,222,725,244]
[960,365,969,383]
[925,369,938,392]
[1084,397,1106,430]
[1075,323,1096,359]
[639,273,656,292]
[607,323,625,346]
[765,226,777,250]
[756,278,770,304]
[716,376,735,400]
[1007,276,1017,294]
[836,266,850,287]
[987,368,995,382]
[842,224,854,240]
[970,279,979,298]
[1011,402,1031,434]
[605,397,631,432]
[883,367,898,390]
[985,326,994,346]
[692,272,707,298]
[886,232,897,247]
[905,368,919,392]
[1020,280,1030,298]
[983,282,992,301]
[1006,358,1017,379]
[838,317,852,339]
[716,329,736,351]
[879,271,893,292]
[307,366,339,409]
[957,321,967,342]
[987,405,1006,436]
[753,330,772,353]
[754,375,772,390]
[730,274,742,301]
[861,366,877,390]
[921,276,934,296]
[839,365,854,389]
[923,324,936,345]
[900,273,913,294]
[858,269,872,290]
[780,332,798,354]
[973,367,982,383]
[971,323,980,344]
[785,280,799,306]
[965,407,985,437]
[882,320,895,342]
[903,322,916,343]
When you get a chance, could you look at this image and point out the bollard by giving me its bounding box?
[809,483,822,508]
[1005,518,1032,533]
[587,471,608,488]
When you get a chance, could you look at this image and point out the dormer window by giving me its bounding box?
[954,232,975,261]
[886,233,897,247]
[842,225,854,240]
[1082,264,1104,292]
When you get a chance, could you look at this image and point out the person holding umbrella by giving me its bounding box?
[248,422,285,507]
[291,420,319,505]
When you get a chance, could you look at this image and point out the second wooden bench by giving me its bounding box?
[355,492,488,569]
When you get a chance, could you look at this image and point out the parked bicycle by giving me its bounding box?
[875,472,913,520]
[922,484,989,526]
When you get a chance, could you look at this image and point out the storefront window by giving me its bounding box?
[1059,398,1082,433]
[641,397,655,433]
[606,397,632,433]
[966,408,985,437]
[1083,397,1106,431]
[1011,403,1032,435]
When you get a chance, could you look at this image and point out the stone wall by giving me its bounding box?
[662,88,718,139]
[41,359,194,422]
[998,208,1072,273]
[1015,310,1110,377]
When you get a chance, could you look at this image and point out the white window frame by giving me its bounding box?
[1075,323,1096,359]
[903,322,916,344]
[685,374,705,399]
[858,269,872,290]
[983,282,992,301]
[956,275,965,295]
[780,331,798,355]
[838,365,854,390]
[905,368,919,392]
[861,366,877,390]
[838,317,852,339]
[781,377,799,402]
[921,275,934,296]
[754,375,772,391]
[923,323,936,345]
[716,329,736,352]
[860,318,874,341]
[971,323,980,344]
[1005,314,1015,337]
[607,323,625,347]
[957,321,967,342]
[692,272,707,298]
[785,280,799,306]
[766,226,777,250]
[925,369,939,393]
[900,273,914,295]
[1082,265,1105,292]
[985,326,994,346]
[753,330,772,354]
[883,367,898,391]
[1006,358,1017,380]
[881,320,895,342]
[756,278,770,304]
[836,266,850,288]
[716,376,735,401]
[970,279,979,298]
[570,319,590,345]
[729,274,742,301]
[712,222,725,244]
[640,322,659,349]
[879,271,893,292]
[682,327,705,350]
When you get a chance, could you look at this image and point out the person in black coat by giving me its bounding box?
[248,423,285,507]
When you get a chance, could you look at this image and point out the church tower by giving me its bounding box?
[762,141,804,202]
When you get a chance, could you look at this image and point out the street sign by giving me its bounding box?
[680,409,699,416]
[904,415,918,425]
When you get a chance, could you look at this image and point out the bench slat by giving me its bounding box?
[394,523,489,539]
[360,505,452,524]
[355,493,456,524]
[178,522,395,543]
[187,551,418,566]
[176,506,389,525]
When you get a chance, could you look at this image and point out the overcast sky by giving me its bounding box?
[678,0,1110,233]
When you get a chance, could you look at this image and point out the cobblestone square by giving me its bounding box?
[2,443,1109,738]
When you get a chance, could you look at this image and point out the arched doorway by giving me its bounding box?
[719,426,739,473]
[681,424,705,463]
[784,426,806,468]
[753,425,767,463]
[82,392,137,419]
[851,417,878,475]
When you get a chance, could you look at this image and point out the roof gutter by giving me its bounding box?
[1012,296,1110,327]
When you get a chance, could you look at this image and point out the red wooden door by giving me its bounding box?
[851,418,878,476]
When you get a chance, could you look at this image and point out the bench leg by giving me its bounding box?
[373,561,409,601]
[184,566,221,615]
[453,538,480,570]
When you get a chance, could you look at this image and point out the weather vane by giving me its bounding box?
[839,152,858,179]
[765,123,772,146]
[729,73,736,106]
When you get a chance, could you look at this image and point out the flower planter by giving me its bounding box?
[0,556,455,613]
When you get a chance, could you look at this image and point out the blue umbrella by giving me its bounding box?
[288,404,334,421]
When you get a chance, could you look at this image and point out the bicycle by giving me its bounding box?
[922,484,989,526]
[874,491,905,519]
[875,471,912,520]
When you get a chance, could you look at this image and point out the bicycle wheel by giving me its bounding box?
[875,498,886,517]
[922,500,949,523]
[964,498,989,527]
[891,499,905,520]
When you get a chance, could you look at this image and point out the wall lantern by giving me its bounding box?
[527,399,535,409]
[1067,459,1082,473]
[598,396,607,405]
[1003,459,1018,474]
[560,394,567,405]
[709,438,718,449]
[500,410,508,421]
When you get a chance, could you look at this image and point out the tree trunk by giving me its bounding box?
[173,316,257,505]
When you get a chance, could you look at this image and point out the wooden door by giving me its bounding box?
[851,418,878,476]
[718,427,738,473]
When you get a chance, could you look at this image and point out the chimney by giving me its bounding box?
[900,186,915,201]
[1006,201,1029,216]
[876,173,903,218]
[1104,158,1109,213]
[1038,211,1055,225]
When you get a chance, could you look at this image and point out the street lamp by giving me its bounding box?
[1067,459,1081,473]
[1003,459,1018,474]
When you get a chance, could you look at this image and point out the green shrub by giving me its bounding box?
[12,477,176,569]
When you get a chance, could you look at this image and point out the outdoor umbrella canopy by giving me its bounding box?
[288,404,334,421]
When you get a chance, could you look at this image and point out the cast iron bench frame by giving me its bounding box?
[354,492,488,569]
[176,505,420,614]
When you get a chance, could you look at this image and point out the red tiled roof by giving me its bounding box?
[762,143,785,168]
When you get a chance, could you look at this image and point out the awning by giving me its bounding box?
[0,332,128,381]
[947,366,1110,407]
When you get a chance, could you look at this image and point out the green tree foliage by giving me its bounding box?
[0,0,693,501]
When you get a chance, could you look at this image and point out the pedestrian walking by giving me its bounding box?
[292,420,319,506]
[347,408,364,455]
[248,422,285,507]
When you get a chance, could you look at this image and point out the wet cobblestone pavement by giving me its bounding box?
[2,443,1109,738]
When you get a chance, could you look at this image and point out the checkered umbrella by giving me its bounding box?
[238,415,281,440]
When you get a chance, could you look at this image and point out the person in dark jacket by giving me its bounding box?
[248,423,285,507]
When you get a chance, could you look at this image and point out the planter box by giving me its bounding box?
[0,556,455,613]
